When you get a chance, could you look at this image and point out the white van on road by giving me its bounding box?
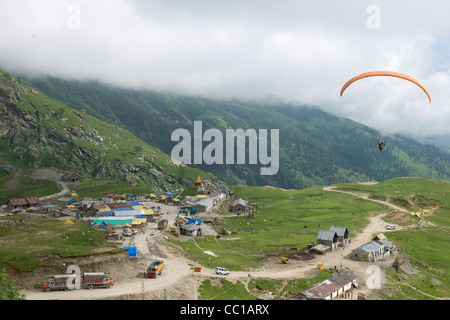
[215,267,230,275]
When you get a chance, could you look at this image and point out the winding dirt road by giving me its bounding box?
[322,185,409,213]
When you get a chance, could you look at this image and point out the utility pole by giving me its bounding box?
[248,198,258,219]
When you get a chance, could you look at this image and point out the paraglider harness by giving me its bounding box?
[377,138,386,151]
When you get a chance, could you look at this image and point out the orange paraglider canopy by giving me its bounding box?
[340,71,431,103]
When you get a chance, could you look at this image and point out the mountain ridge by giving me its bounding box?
[0,68,216,191]
[24,75,450,189]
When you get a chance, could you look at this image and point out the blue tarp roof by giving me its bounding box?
[187,218,202,225]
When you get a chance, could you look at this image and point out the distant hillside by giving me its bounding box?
[26,76,450,189]
[0,68,216,192]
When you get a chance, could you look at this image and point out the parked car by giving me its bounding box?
[123,229,132,236]
[215,267,230,275]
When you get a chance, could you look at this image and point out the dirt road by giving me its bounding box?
[322,185,409,213]
[24,256,191,300]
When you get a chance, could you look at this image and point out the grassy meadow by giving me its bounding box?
[173,184,384,271]
[0,171,58,205]
[0,214,120,272]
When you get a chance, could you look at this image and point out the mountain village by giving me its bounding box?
[1,170,404,301]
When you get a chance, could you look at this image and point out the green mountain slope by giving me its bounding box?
[0,68,215,191]
[26,76,450,189]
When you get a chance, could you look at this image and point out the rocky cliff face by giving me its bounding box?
[0,70,193,190]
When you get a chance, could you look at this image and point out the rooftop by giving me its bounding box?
[353,241,384,253]
[329,226,348,237]
[317,230,337,242]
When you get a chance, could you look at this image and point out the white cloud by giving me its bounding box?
[0,0,449,136]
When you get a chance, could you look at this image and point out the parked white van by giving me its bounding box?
[386,224,397,230]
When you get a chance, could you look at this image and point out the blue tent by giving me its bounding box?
[121,246,137,257]
[187,218,202,225]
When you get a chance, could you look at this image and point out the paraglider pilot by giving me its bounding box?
[377,138,386,151]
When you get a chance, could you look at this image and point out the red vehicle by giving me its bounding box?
[146,260,164,278]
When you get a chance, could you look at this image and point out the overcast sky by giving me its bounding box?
[1,0,449,137]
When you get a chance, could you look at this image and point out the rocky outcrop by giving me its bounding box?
[0,71,183,189]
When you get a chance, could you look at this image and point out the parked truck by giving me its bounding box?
[81,272,114,289]
[43,272,113,292]
[43,274,75,292]
[146,260,164,278]
[158,219,168,230]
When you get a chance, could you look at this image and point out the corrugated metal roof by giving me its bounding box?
[354,241,384,253]
[195,198,214,206]
[233,198,248,207]
[9,197,40,206]
[113,209,145,217]
[329,226,348,237]
[317,230,337,242]
[301,270,356,299]
[304,279,340,298]
[329,270,356,287]
[375,239,393,249]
